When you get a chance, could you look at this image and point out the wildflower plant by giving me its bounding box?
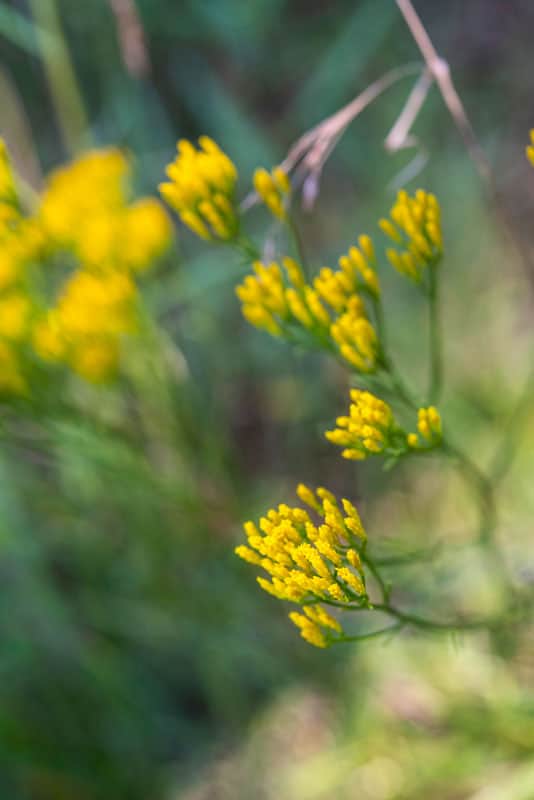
[159,129,534,650]
[0,141,173,394]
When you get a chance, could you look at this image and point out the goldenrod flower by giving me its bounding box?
[33,270,138,383]
[159,137,238,240]
[236,484,369,647]
[337,235,380,297]
[526,130,534,166]
[39,149,129,246]
[407,406,442,449]
[330,296,378,372]
[253,165,291,220]
[379,189,442,281]
[325,389,399,460]
[0,293,31,340]
[236,257,331,340]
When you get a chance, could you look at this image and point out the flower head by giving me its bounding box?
[330,297,378,372]
[379,189,442,281]
[159,137,238,240]
[253,165,291,220]
[407,406,442,449]
[236,484,369,647]
[337,235,380,297]
[325,389,398,460]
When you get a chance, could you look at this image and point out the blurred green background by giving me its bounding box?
[1,1,534,797]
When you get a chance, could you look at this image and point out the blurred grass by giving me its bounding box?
[0,0,533,798]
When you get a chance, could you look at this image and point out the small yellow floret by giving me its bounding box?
[380,189,442,281]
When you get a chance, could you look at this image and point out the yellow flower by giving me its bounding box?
[379,189,442,281]
[325,389,396,460]
[526,130,534,166]
[32,313,66,362]
[0,293,31,340]
[253,165,291,221]
[121,198,172,272]
[337,235,380,297]
[236,484,370,647]
[159,137,238,240]
[39,149,129,246]
[330,296,378,372]
[70,339,119,383]
[407,406,442,449]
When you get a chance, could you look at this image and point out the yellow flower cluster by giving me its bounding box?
[325,389,395,460]
[33,271,137,382]
[329,297,378,372]
[34,148,173,383]
[526,130,534,166]
[235,484,368,647]
[379,189,442,281]
[40,149,172,273]
[337,235,380,297]
[236,256,379,372]
[159,137,238,240]
[253,165,291,220]
[0,141,173,394]
[0,142,48,394]
[407,406,442,449]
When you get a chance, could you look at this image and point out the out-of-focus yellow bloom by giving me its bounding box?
[159,137,238,240]
[407,406,442,449]
[33,270,138,383]
[0,293,31,340]
[253,165,291,221]
[121,198,173,271]
[40,149,129,245]
[337,235,380,297]
[330,296,378,372]
[70,339,120,383]
[379,189,442,281]
[526,130,534,166]
[40,149,172,273]
[236,484,369,647]
[32,312,66,362]
[325,389,396,460]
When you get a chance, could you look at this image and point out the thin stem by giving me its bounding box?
[335,622,403,644]
[362,552,390,604]
[286,214,309,278]
[235,236,260,262]
[427,267,442,404]
[371,296,420,411]
[29,0,90,154]
[372,602,496,632]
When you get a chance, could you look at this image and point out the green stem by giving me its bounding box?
[28,0,90,153]
[428,267,443,404]
[235,235,260,261]
[362,552,390,604]
[372,602,497,632]
[335,622,403,644]
[371,297,421,411]
[286,215,309,278]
